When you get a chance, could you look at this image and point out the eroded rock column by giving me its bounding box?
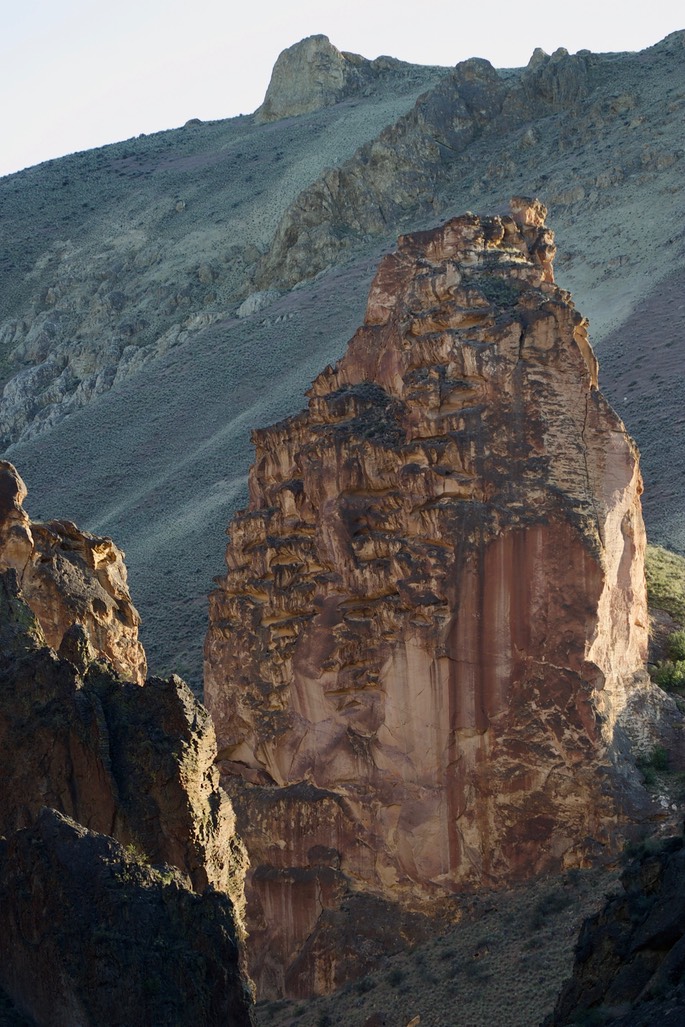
[205,199,649,997]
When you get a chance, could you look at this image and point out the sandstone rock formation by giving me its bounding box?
[2,36,684,698]
[206,200,653,997]
[0,460,146,683]
[0,475,253,1024]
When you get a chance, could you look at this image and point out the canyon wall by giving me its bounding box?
[205,200,651,997]
[0,464,253,1025]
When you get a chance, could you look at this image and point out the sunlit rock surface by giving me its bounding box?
[0,460,146,683]
[205,200,651,997]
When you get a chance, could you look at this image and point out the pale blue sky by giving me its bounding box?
[1,0,682,177]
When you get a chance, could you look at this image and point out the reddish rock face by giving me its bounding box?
[205,199,649,997]
[0,460,146,683]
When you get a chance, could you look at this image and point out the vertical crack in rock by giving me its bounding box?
[581,390,603,548]
[206,198,659,999]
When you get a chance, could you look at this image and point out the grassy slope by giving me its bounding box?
[6,256,380,686]
[646,544,685,624]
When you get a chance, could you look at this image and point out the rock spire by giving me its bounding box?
[205,200,650,996]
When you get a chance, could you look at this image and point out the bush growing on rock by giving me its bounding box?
[650,658,685,691]
[668,629,685,661]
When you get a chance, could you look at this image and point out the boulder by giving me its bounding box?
[256,35,372,123]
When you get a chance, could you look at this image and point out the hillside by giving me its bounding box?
[1,32,684,687]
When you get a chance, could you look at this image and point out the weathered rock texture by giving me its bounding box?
[256,34,422,123]
[0,460,146,683]
[0,570,245,898]
[547,835,685,1026]
[0,808,252,1027]
[253,49,598,291]
[0,484,253,1023]
[206,201,652,997]
[257,35,366,122]
[2,35,684,697]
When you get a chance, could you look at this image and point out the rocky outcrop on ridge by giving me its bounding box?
[0,460,146,683]
[0,469,253,1024]
[205,200,659,997]
[2,31,683,467]
[0,43,444,452]
[253,48,599,291]
[256,34,435,123]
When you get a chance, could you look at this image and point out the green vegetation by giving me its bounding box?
[529,888,573,930]
[646,545,685,623]
[253,867,613,1027]
[479,275,522,308]
[122,841,150,866]
[645,546,685,691]
[649,626,685,692]
[650,658,685,691]
[622,835,663,862]
[637,745,670,786]
[667,629,685,661]
[355,977,376,995]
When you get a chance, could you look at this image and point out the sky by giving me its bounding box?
[1,0,682,178]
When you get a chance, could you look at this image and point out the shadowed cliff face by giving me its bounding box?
[547,835,685,1027]
[205,200,657,998]
[0,809,253,1027]
[0,476,254,1025]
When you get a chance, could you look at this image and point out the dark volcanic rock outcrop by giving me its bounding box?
[205,201,654,997]
[0,469,253,1025]
[548,835,685,1026]
[0,571,245,898]
[253,49,599,292]
[0,808,251,1027]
